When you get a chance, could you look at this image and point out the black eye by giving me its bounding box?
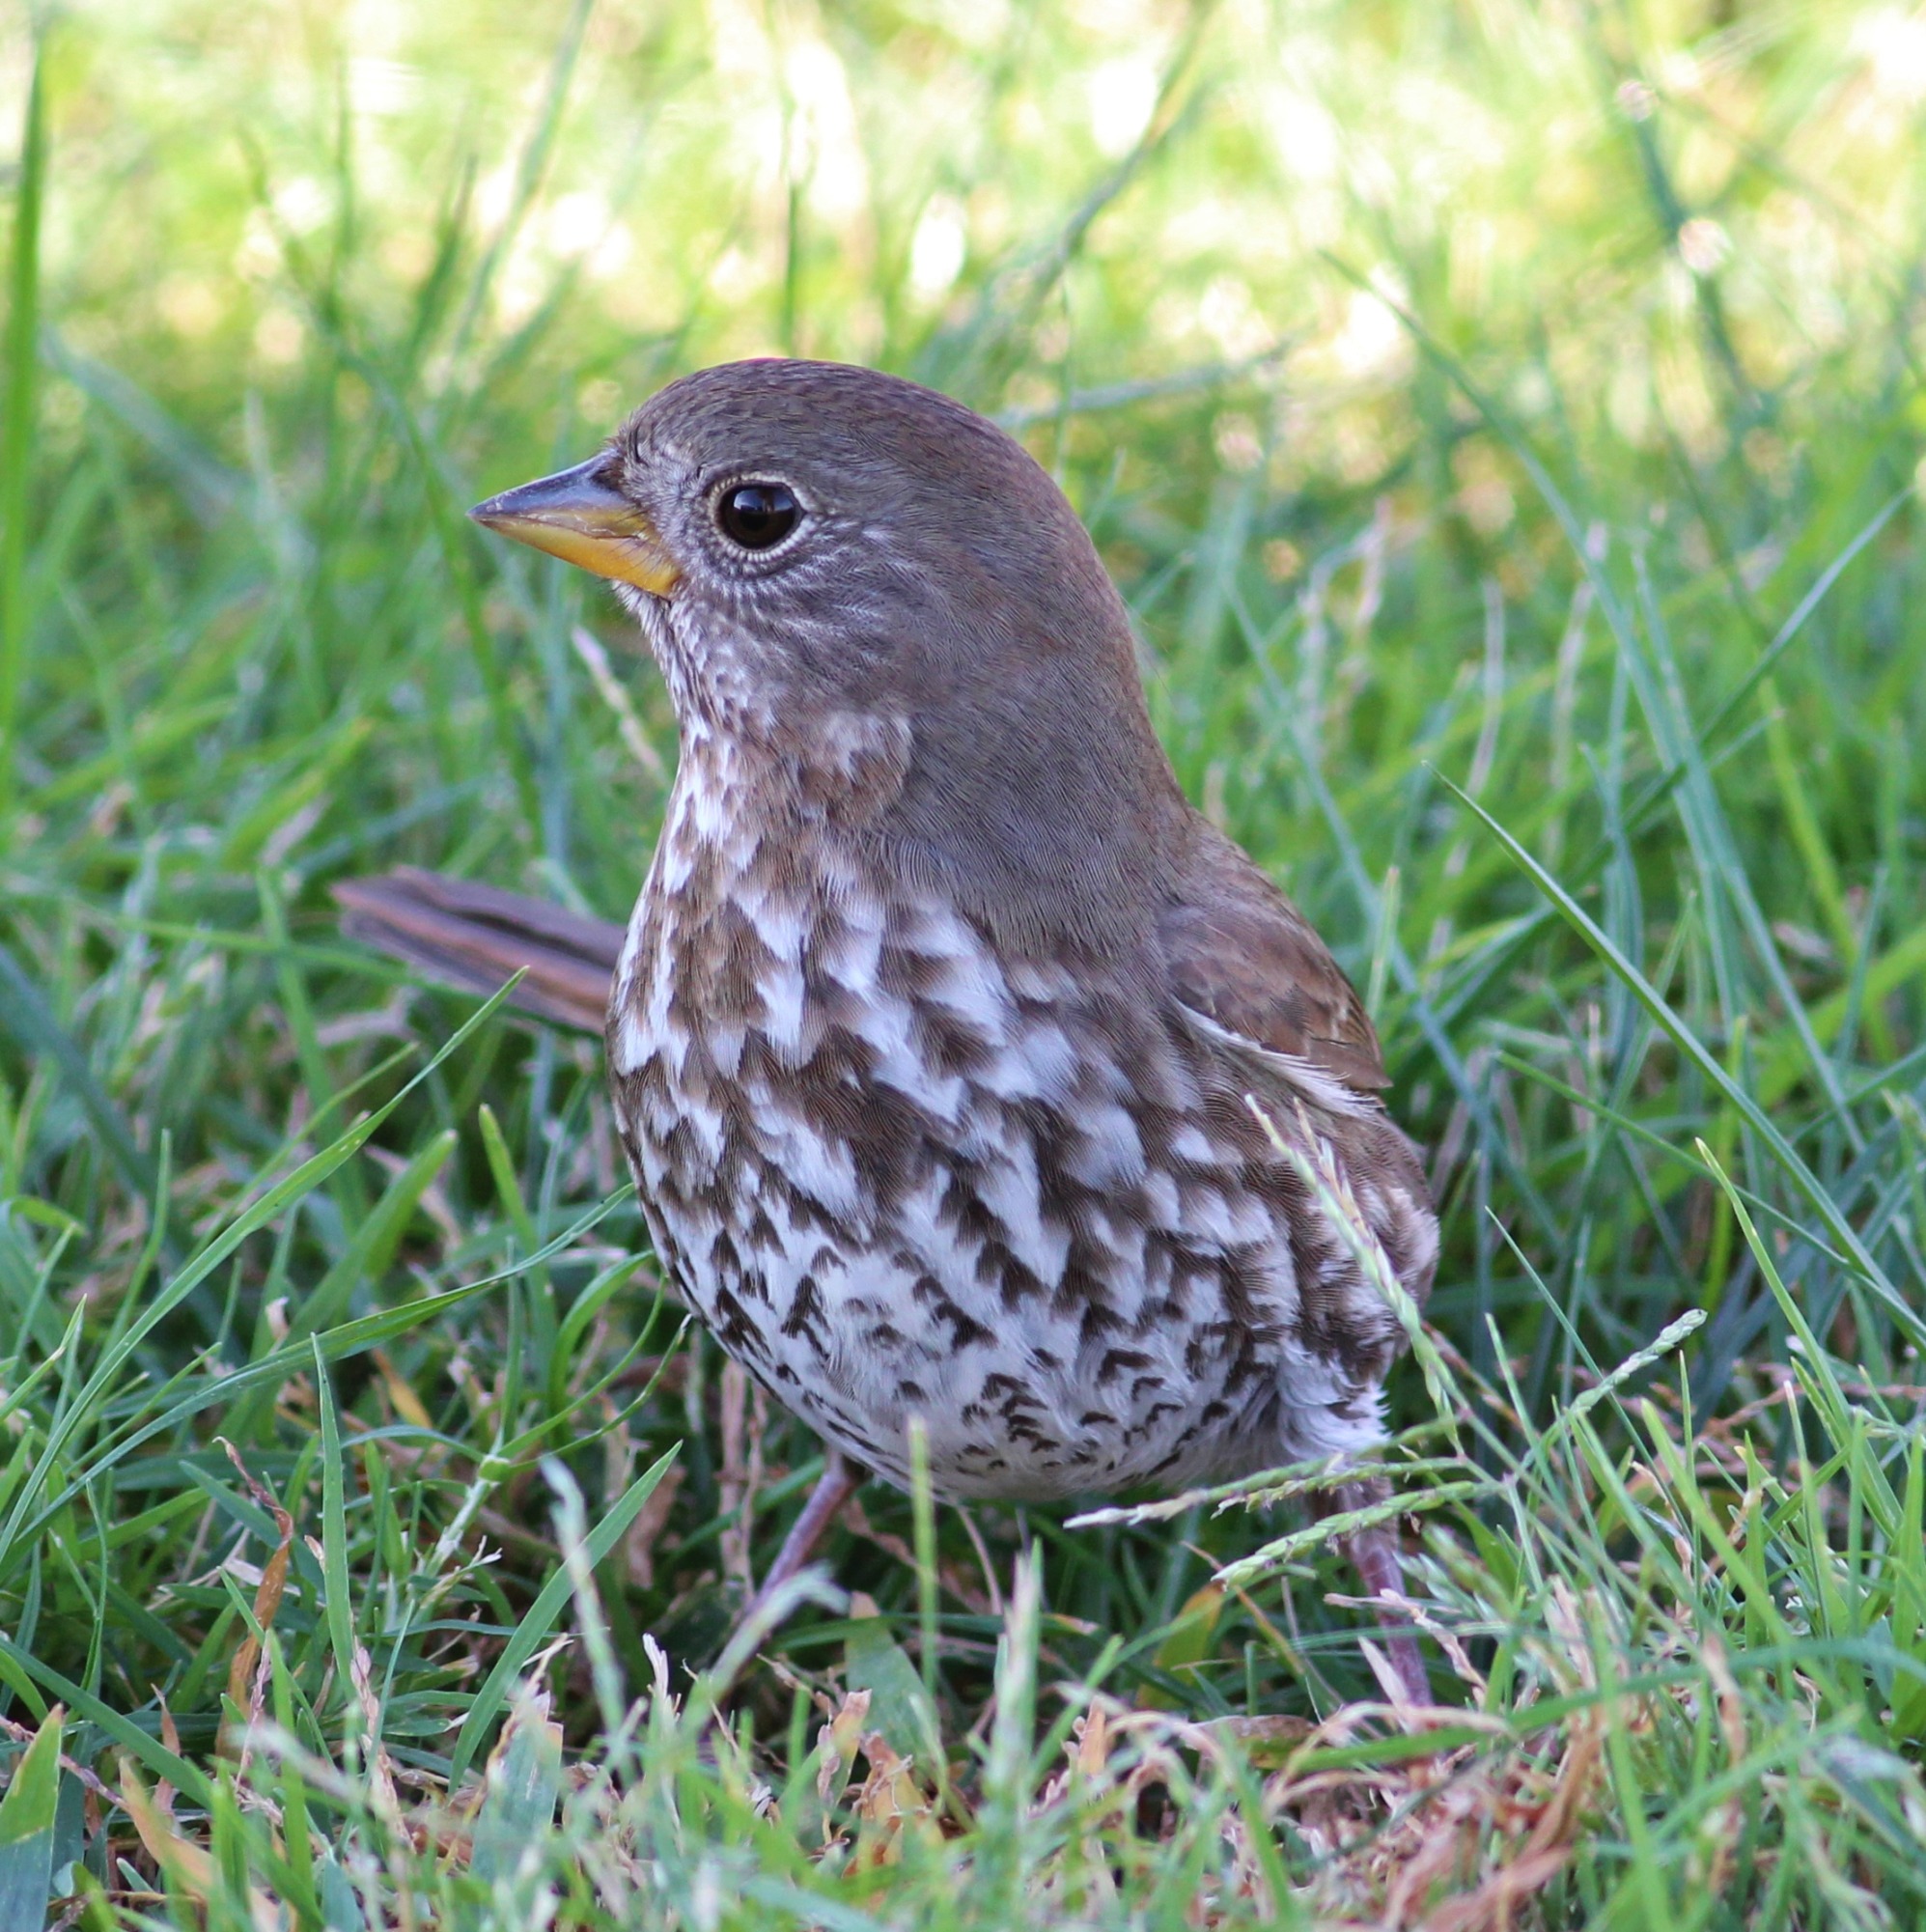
[715,482,799,549]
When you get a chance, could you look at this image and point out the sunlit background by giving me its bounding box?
[16,1,1926,528]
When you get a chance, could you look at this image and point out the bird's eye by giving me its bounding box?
[715,482,799,550]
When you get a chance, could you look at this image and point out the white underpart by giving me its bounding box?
[846,991,967,1123]
[754,949,808,1058]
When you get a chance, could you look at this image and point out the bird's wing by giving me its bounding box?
[1158,822,1389,1099]
[332,867,623,1034]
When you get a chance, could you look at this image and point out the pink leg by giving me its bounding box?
[1313,1477,1429,1705]
[1345,1522,1429,1706]
[737,1447,861,1632]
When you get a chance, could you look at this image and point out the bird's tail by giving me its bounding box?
[331,867,622,1033]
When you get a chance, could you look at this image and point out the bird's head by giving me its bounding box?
[472,358,1181,938]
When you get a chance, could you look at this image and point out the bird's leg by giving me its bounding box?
[735,1445,862,1636]
[1320,1478,1430,1706]
[1345,1524,1430,1706]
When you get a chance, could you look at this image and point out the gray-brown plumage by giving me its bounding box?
[339,358,1439,1697]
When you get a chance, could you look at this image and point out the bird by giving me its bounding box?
[336,358,1440,1700]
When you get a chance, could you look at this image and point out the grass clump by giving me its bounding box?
[1,0,1924,1924]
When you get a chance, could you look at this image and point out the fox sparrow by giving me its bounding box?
[340,360,1439,1696]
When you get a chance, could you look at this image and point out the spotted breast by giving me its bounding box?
[607,708,1436,1502]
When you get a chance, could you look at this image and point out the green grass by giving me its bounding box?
[2,0,1924,1923]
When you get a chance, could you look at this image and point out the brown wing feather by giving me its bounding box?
[332,867,623,1033]
[1158,822,1388,1094]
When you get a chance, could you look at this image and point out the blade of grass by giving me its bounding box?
[1449,774,1920,1346]
[447,1444,679,1784]
[0,40,44,808]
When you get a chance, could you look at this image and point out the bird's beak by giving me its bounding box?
[469,457,681,596]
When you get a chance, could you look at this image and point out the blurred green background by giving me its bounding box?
[3,1,1926,1922]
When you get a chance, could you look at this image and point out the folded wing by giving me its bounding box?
[1158,821,1438,1303]
[1159,823,1388,1098]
